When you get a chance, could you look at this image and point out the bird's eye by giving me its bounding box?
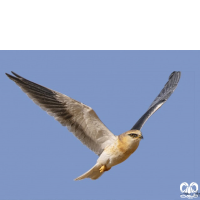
[129,133,138,137]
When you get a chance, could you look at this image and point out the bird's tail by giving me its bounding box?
[74,163,103,181]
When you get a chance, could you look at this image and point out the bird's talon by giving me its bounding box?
[99,165,106,173]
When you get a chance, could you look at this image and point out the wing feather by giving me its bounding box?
[6,72,116,155]
[131,71,181,130]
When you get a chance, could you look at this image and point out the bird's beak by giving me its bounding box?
[139,135,143,139]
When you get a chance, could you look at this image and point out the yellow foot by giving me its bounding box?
[99,165,111,173]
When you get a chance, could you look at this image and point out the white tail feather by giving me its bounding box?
[74,164,103,181]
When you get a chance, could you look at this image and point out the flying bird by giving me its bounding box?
[6,71,181,180]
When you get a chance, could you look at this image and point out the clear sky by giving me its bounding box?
[0,51,199,200]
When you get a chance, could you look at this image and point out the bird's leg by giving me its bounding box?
[99,165,111,173]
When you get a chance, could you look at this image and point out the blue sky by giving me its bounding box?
[0,51,199,200]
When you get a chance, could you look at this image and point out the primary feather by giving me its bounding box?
[6,71,116,155]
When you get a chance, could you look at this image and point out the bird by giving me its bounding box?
[6,71,181,180]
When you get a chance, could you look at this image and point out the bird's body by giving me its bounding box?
[102,130,141,168]
[75,130,142,180]
[6,71,181,180]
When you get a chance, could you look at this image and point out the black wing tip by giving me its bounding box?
[11,71,22,78]
[6,72,22,85]
[6,72,25,84]
[169,71,181,80]
[6,71,21,76]
[6,71,24,81]
[5,72,14,79]
[6,71,17,77]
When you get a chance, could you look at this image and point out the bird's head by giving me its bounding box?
[118,129,143,152]
[126,129,143,141]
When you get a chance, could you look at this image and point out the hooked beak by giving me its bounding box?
[139,135,144,139]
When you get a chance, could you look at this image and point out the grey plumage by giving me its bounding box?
[131,71,181,130]
[6,71,116,156]
[6,71,181,181]
[6,71,181,154]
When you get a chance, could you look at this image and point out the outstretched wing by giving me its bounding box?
[131,71,181,130]
[6,72,116,155]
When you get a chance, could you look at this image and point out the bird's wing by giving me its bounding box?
[131,71,181,130]
[6,72,116,155]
